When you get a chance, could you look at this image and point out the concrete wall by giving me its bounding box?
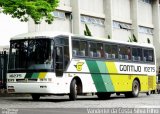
[138,0,153,27]
[112,0,131,22]
[80,0,104,14]
[1,0,160,68]
[28,11,71,33]
[7,0,160,68]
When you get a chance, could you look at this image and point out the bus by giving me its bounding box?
[7,32,156,100]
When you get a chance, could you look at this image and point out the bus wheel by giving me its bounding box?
[31,94,40,101]
[97,92,111,100]
[146,90,151,96]
[151,90,155,94]
[125,80,139,98]
[69,79,77,101]
[116,92,120,96]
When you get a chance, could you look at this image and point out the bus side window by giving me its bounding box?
[80,41,88,57]
[72,39,88,57]
[143,49,154,62]
[89,42,97,58]
[72,40,80,56]
[104,44,118,59]
[132,47,142,61]
[97,43,104,58]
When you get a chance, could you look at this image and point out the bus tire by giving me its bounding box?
[125,80,140,98]
[131,80,140,97]
[69,79,77,101]
[31,94,40,101]
[146,90,151,96]
[116,92,120,96]
[97,92,111,100]
[151,90,155,94]
[125,92,132,98]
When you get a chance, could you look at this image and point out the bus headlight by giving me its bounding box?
[7,79,15,82]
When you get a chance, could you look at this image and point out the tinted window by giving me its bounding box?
[104,44,118,59]
[119,46,131,60]
[80,41,88,57]
[9,39,52,71]
[132,47,142,61]
[72,39,88,57]
[143,49,154,62]
[89,42,97,58]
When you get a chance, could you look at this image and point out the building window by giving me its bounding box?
[140,0,152,4]
[52,11,66,19]
[81,15,105,26]
[113,21,131,30]
[139,26,153,35]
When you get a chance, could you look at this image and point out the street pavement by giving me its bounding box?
[0,93,160,114]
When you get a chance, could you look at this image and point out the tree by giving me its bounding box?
[0,0,59,24]
[107,35,111,39]
[128,34,138,43]
[147,38,151,44]
[84,24,92,36]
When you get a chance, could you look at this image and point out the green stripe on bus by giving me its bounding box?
[96,61,115,92]
[25,73,32,78]
[86,60,107,92]
[31,73,39,79]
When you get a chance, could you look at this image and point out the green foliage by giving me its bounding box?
[84,24,92,36]
[128,34,138,43]
[0,0,59,24]
[132,34,137,42]
[147,38,151,44]
[107,35,111,39]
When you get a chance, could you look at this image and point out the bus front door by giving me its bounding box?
[55,46,64,76]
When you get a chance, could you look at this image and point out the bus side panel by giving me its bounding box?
[67,59,156,93]
[106,62,156,92]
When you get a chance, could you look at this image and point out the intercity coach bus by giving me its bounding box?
[7,32,156,100]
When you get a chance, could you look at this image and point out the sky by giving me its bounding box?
[0,13,28,46]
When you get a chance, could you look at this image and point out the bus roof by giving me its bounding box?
[11,31,154,48]
[11,31,71,40]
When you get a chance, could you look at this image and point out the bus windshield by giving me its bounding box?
[8,39,53,72]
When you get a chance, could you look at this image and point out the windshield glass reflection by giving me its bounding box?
[8,39,53,71]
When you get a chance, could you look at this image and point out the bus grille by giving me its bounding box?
[16,79,37,83]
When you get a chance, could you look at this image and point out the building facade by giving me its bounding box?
[28,0,160,69]
[0,0,160,69]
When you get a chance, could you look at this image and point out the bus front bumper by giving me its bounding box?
[7,82,69,94]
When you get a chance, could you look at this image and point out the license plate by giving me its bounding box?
[8,89,15,93]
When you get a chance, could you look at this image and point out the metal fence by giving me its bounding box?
[0,51,8,89]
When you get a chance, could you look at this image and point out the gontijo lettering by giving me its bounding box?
[119,65,155,73]
[120,65,141,72]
